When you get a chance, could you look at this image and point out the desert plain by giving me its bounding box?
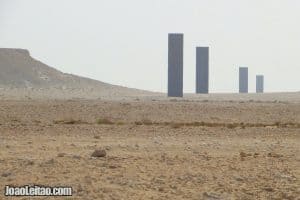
[0,94,299,200]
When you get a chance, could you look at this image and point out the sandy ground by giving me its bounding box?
[0,97,299,200]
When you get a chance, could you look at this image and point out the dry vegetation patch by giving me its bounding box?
[96,118,114,125]
[52,118,300,129]
[53,118,87,125]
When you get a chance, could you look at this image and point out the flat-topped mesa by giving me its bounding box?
[0,48,30,57]
[0,48,153,98]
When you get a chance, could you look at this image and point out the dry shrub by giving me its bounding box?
[116,121,125,125]
[134,119,156,126]
[53,119,85,125]
[141,119,153,125]
[240,123,246,129]
[274,121,281,127]
[134,121,143,125]
[226,123,239,129]
[205,122,221,127]
[189,122,205,126]
[170,123,183,129]
[96,118,114,125]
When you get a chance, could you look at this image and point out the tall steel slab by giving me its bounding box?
[239,67,248,93]
[256,75,264,93]
[196,47,209,94]
[168,33,184,97]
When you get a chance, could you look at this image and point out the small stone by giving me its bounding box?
[203,192,221,199]
[240,151,251,158]
[1,172,12,177]
[268,152,283,158]
[234,175,244,182]
[253,153,260,158]
[57,153,66,157]
[45,159,55,165]
[77,184,84,193]
[26,160,35,166]
[72,155,82,159]
[264,187,274,192]
[91,149,106,158]
[104,146,111,151]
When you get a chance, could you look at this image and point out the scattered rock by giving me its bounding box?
[234,175,244,182]
[264,187,274,192]
[84,176,93,185]
[240,151,252,158]
[203,192,221,199]
[104,146,111,151]
[25,160,35,166]
[1,172,12,177]
[91,149,106,158]
[108,165,118,169]
[57,153,66,157]
[45,159,55,165]
[72,155,82,160]
[184,146,192,151]
[265,126,276,129]
[77,184,84,193]
[102,187,113,193]
[240,151,252,161]
[268,152,283,158]
[253,153,260,158]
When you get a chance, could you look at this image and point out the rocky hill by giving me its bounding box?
[0,48,152,99]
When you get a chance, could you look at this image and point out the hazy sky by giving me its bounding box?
[1,0,299,93]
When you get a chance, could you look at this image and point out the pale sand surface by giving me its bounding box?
[0,96,299,200]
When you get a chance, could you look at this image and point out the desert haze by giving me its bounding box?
[0,49,299,199]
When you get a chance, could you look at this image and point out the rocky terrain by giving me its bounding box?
[0,98,299,200]
[0,48,299,199]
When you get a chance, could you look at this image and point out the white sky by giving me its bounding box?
[0,0,299,93]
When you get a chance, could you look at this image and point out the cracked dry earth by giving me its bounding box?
[0,99,299,199]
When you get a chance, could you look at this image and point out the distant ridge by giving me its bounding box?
[0,48,153,99]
